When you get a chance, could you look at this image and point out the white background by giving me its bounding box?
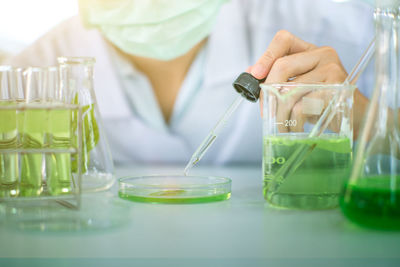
[0,0,78,54]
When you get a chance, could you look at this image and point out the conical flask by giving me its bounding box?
[58,57,114,192]
[340,0,400,229]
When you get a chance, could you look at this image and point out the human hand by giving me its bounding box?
[250,30,348,132]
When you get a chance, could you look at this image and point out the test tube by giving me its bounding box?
[0,66,19,197]
[44,67,73,195]
[19,67,45,196]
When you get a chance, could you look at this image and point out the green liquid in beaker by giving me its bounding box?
[340,177,400,230]
[263,134,352,209]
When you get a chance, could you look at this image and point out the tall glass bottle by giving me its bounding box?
[340,0,400,229]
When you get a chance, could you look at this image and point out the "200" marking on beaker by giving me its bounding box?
[265,157,286,164]
[285,120,297,127]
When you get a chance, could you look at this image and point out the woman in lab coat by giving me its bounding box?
[7,0,374,164]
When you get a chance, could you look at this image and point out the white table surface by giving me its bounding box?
[0,165,400,267]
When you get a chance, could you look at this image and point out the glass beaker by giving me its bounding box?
[261,83,355,209]
[340,0,400,229]
[58,57,114,192]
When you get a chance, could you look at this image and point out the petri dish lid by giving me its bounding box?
[118,175,231,204]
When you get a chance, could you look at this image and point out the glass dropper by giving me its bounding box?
[183,96,244,175]
[184,73,265,175]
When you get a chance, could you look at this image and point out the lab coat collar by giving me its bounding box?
[103,39,208,133]
[105,43,168,132]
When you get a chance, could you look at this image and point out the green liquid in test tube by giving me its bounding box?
[45,106,73,195]
[19,106,45,196]
[0,101,19,197]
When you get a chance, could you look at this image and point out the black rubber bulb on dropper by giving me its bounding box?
[232,72,266,102]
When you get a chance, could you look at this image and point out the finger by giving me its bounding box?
[292,62,348,84]
[266,46,347,83]
[259,89,264,118]
[308,88,343,133]
[268,50,346,133]
[289,101,307,132]
[275,85,313,133]
[275,62,347,134]
[289,91,328,132]
[274,84,335,133]
[291,89,341,133]
[265,49,321,83]
[291,69,328,83]
[251,30,316,79]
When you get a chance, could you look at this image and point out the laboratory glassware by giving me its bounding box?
[0,66,82,208]
[19,67,48,196]
[184,96,243,174]
[119,175,231,204]
[340,0,400,229]
[1,192,130,232]
[184,72,265,174]
[42,67,75,196]
[261,83,355,209]
[0,66,19,197]
[58,57,114,192]
[261,37,375,207]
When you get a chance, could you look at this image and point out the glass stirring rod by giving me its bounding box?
[184,96,244,175]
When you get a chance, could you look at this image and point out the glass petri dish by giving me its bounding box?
[118,175,231,204]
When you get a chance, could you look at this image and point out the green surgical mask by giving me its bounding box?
[79,0,227,60]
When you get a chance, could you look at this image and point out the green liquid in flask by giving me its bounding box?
[340,177,400,230]
[263,133,352,209]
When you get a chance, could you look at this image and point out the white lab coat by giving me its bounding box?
[7,0,374,165]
